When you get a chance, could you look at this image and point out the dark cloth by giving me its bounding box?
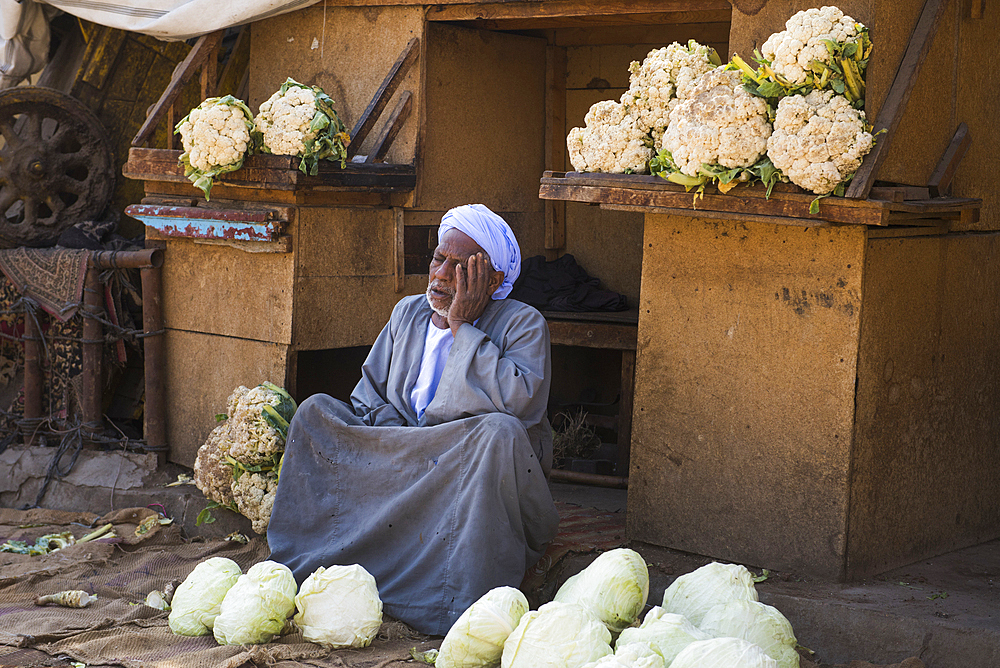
[510,254,627,312]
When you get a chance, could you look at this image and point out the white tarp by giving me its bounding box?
[0,0,320,88]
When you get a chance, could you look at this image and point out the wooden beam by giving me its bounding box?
[927,122,970,197]
[968,0,985,19]
[545,44,567,251]
[845,0,952,199]
[348,37,419,158]
[426,0,732,22]
[366,91,413,163]
[394,207,406,292]
[132,30,223,147]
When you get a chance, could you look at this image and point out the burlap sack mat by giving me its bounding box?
[0,507,435,668]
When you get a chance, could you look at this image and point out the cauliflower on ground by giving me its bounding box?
[619,41,721,145]
[192,382,297,534]
[193,423,235,508]
[231,471,278,535]
[761,6,860,85]
[175,96,255,199]
[223,385,287,466]
[766,89,873,195]
[567,101,651,174]
[662,68,772,178]
[254,78,349,175]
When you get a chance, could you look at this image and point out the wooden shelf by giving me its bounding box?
[539,171,981,228]
[123,147,416,194]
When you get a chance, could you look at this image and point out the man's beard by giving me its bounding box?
[426,282,454,318]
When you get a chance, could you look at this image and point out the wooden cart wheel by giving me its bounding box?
[0,87,114,247]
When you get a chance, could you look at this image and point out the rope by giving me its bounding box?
[18,419,88,510]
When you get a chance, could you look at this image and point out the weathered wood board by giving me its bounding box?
[420,22,546,213]
[628,215,867,578]
[165,330,291,467]
[847,231,1000,577]
[160,237,295,344]
[249,5,423,167]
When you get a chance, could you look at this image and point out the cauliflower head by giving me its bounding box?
[254,78,350,175]
[223,385,288,466]
[662,68,772,177]
[767,89,873,195]
[255,85,318,157]
[231,471,278,535]
[762,6,860,85]
[177,98,252,172]
[620,41,720,146]
[193,423,235,508]
[567,100,652,174]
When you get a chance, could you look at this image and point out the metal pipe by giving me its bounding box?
[549,469,628,489]
[22,305,42,444]
[80,265,103,446]
[141,246,167,466]
[90,248,163,270]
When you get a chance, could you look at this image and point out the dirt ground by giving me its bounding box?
[0,500,936,668]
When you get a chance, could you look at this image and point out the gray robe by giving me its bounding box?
[267,295,560,635]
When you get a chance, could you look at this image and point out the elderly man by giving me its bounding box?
[267,204,560,635]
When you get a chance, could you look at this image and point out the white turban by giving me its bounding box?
[439,204,521,300]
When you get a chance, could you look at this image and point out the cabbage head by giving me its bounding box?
[670,637,778,668]
[615,608,710,663]
[168,557,242,636]
[293,564,383,648]
[583,642,665,668]
[501,601,612,668]
[553,548,649,633]
[660,562,758,626]
[438,586,529,668]
[700,600,799,668]
[213,560,297,645]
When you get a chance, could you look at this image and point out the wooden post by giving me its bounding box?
[140,244,167,465]
[846,0,952,199]
[81,265,103,446]
[348,37,420,158]
[22,304,43,445]
[545,44,567,252]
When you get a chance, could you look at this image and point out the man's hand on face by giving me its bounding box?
[448,252,495,336]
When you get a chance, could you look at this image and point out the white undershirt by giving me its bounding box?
[410,320,455,419]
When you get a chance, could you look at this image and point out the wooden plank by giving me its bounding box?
[602,204,832,228]
[927,122,971,197]
[456,12,730,31]
[618,348,635,477]
[845,0,952,199]
[425,0,732,22]
[366,91,413,163]
[870,186,932,202]
[132,30,224,147]
[545,44,567,250]
[394,207,405,293]
[79,25,126,90]
[541,310,638,325]
[200,36,219,100]
[553,19,730,47]
[546,320,637,350]
[540,182,889,226]
[969,0,985,19]
[348,37,420,158]
[145,228,292,253]
[217,26,250,98]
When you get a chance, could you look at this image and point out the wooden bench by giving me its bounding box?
[542,310,638,483]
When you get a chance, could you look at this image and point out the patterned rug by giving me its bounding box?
[0,248,90,321]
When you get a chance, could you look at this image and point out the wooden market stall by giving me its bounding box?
[122,0,999,581]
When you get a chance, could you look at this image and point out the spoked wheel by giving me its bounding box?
[0,87,114,247]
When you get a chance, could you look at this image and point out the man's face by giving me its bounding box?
[426,228,489,317]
